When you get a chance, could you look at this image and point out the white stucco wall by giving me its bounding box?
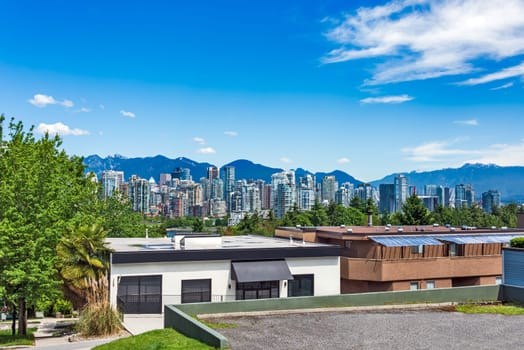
[109,255,340,311]
[110,260,235,308]
[286,256,340,296]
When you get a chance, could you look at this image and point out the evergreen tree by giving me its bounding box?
[399,194,431,225]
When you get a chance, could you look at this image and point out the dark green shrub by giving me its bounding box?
[510,237,524,248]
[53,298,73,316]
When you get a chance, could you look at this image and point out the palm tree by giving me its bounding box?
[57,224,111,306]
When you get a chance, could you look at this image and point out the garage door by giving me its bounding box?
[117,275,162,314]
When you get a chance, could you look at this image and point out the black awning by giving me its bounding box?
[231,260,293,283]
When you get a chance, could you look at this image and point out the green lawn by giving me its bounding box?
[0,327,37,347]
[456,303,524,315]
[92,329,215,350]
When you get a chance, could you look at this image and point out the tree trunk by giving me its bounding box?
[11,304,17,336]
[18,298,27,336]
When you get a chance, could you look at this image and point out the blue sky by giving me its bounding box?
[1,0,524,182]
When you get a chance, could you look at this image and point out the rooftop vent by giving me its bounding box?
[346,228,353,234]
[398,228,403,232]
[450,227,456,232]
[433,223,439,227]
[340,225,346,228]
[385,226,390,231]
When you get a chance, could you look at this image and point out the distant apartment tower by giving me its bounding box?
[211,178,224,200]
[379,184,395,214]
[321,176,338,204]
[172,167,191,181]
[271,170,296,219]
[335,182,354,208]
[482,190,501,213]
[221,166,235,212]
[128,175,150,213]
[158,173,172,187]
[244,183,261,213]
[455,184,475,208]
[205,166,219,201]
[437,186,451,207]
[262,184,272,210]
[394,175,408,212]
[101,170,124,199]
[298,175,315,211]
[355,183,374,204]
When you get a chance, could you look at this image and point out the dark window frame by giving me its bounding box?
[181,279,212,304]
[288,274,314,297]
[235,280,280,300]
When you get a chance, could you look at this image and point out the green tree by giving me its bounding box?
[192,218,205,232]
[101,193,144,237]
[56,224,111,307]
[398,194,431,225]
[0,117,96,335]
[309,201,328,226]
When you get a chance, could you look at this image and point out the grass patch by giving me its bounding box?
[198,318,237,330]
[455,303,524,315]
[92,328,215,350]
[0,327,37,347]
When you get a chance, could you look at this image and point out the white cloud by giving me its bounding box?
[490,82,515,90]
[224,131,238,136]
[193,137,206,144]
[197,147,216,154]
[280,157,292,164]
[360,94,414,104]
[61,99,74,108]
[75,107,91,113]
[458,62,524,86]
[402,139,480,162]
[36,122,89,136]
[323,0,524,85]
[99,104,105,110]
[28,94,74,108]
[337,157,351,164]
[120,110,136,118]
[453,119,478,126]
[468,140,524,166]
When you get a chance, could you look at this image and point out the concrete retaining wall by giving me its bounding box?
[164,305,229,349]
[176,285,500,316]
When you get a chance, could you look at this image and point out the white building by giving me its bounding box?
[107,235,340,314]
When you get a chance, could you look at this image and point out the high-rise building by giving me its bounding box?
[436,186,451,207]
[128,175,150,213]
[172,167,191,181]
[379,184,395,214]
[321,176,338,204]
[220,166,235,212]
[101,170,124,199]
[298,175,315,211]
[455,184,475,208]
[211,178,224,200]
[482,190,501,213]
[271,170,296,219]
[159,173,172,187]
[394,175,408,212]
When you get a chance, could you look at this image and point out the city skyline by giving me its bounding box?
[1,1,524,181]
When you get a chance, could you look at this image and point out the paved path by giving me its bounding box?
[122,314,163,335]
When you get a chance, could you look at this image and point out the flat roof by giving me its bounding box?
[108,235,341,264]
[278,225,524,236]
[107,235,331,253]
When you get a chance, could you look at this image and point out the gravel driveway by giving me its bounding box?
[216,310,524,350]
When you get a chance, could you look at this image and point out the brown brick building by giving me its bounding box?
[275,225,524,293]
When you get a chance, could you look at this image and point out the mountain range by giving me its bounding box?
[83,155,524,202]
